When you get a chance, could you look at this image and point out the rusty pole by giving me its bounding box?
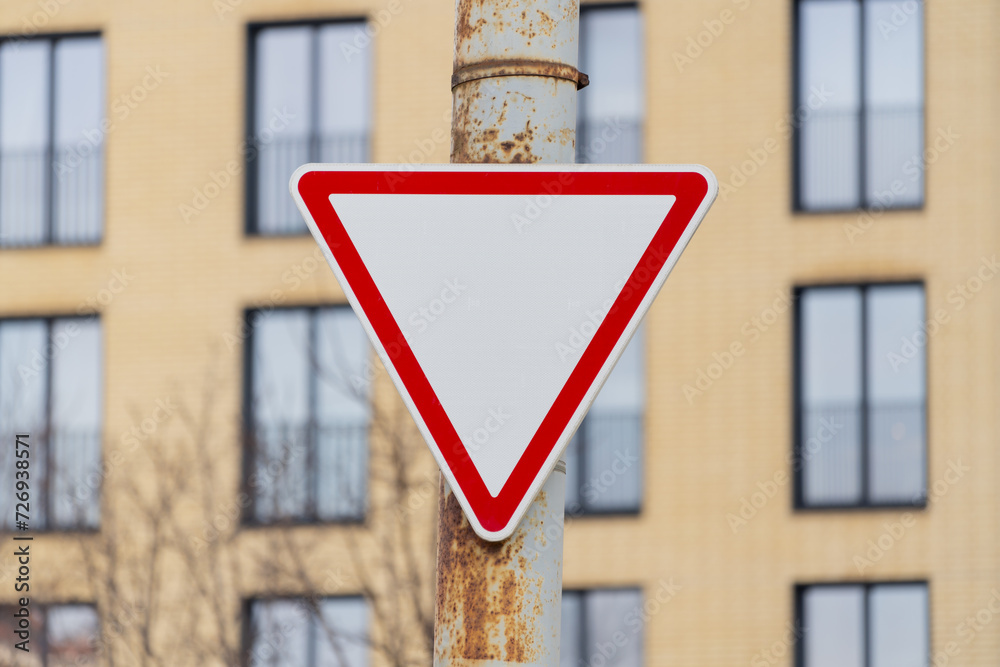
[435,0,585,664]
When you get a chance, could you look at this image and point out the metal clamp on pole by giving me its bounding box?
[451,59,589,90]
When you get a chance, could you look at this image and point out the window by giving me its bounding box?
[795,0,924,211]
[565,326,643,515]
[794,284,926,508]
[796,582,928,666]
[0,317,102,530]
[248,21,371,235]
[0,603,99,665]
[561,589,642,667]
[0,35,104,247]
[246,597,367,667]
[577,4,642,164]
[246,307,370,523]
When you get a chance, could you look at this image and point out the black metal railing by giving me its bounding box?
[798,402,925,507]
[0,430,102,531]
[252,134,369,235]
[0,146,104,247]
[576,118,642,164]
[564,411,642,514]
[797,106,923,211]
[247,421,368,523]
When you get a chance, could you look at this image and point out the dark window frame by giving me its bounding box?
[241,305,370,527]
[0,314,102,533]
[793,580,930,667]
[242,595,366,667]
[792,281,928,511]
[0,31,104,248]
[244,17,370,237]
[791,0,926,214]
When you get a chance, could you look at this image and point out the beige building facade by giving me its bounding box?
[0,0,996,664]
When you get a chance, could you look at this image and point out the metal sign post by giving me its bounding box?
[435,0,583,662]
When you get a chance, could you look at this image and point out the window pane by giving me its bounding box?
[318,23,370,162]
[47,604,99,667]
[255,26,312,234]
[802,586,864,667]
[49,319,102,528]
[866,286,925,503]
[800,289,863,505]
[870,584,928,667]
[252,311,310,520]
[582,590,642,667]
[249,600,311,667]
[315,597,368,666]
[53,37,105,244]
[315,309,369,519]
[0,321,49,530]
[577,326,643,512]
[578,7,642,163]
[560,591,583,667]
[798,0,861,209]
[0,40,50,245]
[864,0,923,206]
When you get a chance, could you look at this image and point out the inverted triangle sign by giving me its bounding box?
[291,164,717,540]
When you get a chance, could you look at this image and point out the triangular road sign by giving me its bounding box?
[291,164,717,540]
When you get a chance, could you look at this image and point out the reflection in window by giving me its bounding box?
[249,21,371,234]
[0,318,102,530]
[798,583,928,667]
[796,0,924,210]
[561,589,642,667]
[565,326,643,515]
[247,597,367,667]
[796,285,926,507]
[577,5,642,164]
[0,36,104,246]
[247,307,370,523]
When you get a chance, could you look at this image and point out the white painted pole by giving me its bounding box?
[434,0,585,664]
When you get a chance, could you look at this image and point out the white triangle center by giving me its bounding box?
[332,193,674,496]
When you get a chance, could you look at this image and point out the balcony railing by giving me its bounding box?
[576,118,642,164]
[0,146,104,247]
[0,430,102,531]
[564,411,642,514]
[798,402,926,507]
[247,421,368,523]
[252,133,369,236]
[797,106,923,211]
